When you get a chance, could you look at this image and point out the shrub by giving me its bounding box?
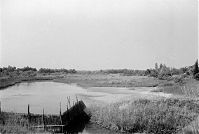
[194,73,199,80]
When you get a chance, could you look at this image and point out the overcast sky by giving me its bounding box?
[0,0,198,70]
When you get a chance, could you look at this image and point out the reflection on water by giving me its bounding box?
[64,122,123,134]
[61,122,123,134]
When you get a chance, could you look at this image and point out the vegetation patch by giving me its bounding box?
[154,79,199,97]
[0,112,60,133]
[90,98,199,134]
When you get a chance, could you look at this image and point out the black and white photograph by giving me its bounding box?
[0,0,198,133]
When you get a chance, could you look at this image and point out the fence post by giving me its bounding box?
[0,101,1,113]
[28,104,30,129]
[59,102,63,132]
[67,96,71,108]
[42,108,45,131]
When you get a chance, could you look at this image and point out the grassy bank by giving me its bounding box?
[90,98,199,134]
[0,112,60,134]
[153,79,199,98]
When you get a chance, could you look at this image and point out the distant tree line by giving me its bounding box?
[102,60,199,81]
[38,68,77,74]
[145,60,199,81]
[0,66,77,78]
[0,66,37,78]
[1,60,198,81]
[145,63,190,80]
[102,69,146,76]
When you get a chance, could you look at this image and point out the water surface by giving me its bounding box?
[0,81,161,114]
[0,82,87,114]
[0,81,132,133]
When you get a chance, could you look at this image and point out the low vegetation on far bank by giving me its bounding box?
[0,59,198,89]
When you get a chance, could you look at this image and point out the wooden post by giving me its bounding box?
[67,96,71,108]
[28,104,30,129]
[0,101,1,113]
[59,102,63,133]
[60,102,62,124]
[28,104,30,115]
[42,108,45,131]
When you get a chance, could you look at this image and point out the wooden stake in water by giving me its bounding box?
[67,96,71,108]
[60,102,62,124]
[59,102,63,132]
[28,104,30,129]
[28,104,30,115]
[42,108,45,131]
[0,101,1,113]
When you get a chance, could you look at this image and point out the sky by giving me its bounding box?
[0,0,198,70]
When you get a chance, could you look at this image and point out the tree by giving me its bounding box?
[155,63,158,71]
[159,64,163,71]
[193,59,199,79]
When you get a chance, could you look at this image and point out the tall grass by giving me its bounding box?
[0,112,60,133]
[90,98,199,134]
[154,80,199,98]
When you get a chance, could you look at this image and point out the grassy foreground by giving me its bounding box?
[90,98,199,134]
[0,112,60,134]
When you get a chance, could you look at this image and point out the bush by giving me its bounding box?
[194,73,199,80]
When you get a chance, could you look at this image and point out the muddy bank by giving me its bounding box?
[77,86,172,106]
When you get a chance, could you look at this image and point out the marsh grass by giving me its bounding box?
[56,74,167,88]
[90,98,199,134]
[0,112,30,133]
[154,80,199,98]
[0,112,60,133]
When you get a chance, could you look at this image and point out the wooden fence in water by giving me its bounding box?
[0,96,90,133]
[28,96,90,133]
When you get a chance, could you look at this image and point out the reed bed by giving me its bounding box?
[0,112,60,133]
[90,98,199,134]
[154,80,199,98]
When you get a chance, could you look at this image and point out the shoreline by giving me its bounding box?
[0,77,55,90]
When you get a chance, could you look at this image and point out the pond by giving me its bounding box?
[0,81,160,133]
[0,81,147,114]
[0,81,140,133]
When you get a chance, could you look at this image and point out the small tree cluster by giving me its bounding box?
[193,59,199,80]
[102,69,146,76]
[38,68,76,74]
[0,66,37,78]
[145,62,193,80]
